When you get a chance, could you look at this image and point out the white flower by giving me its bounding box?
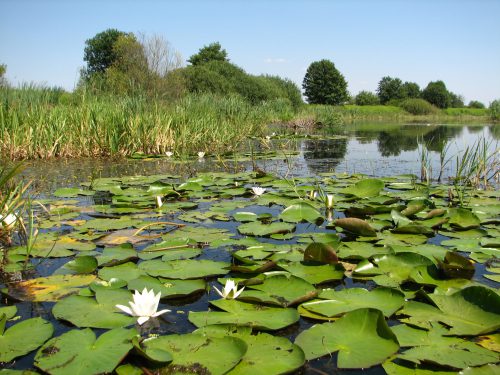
[198,151,205,159]
[213,279,245,299]
[308,190,318,200]
[155,196,163,208]
[265,136,271,141]
[251,186,266,196]
[0,213,17,229]
[165,151,173,157]
[116,288,170,325]
[325,194,334,209]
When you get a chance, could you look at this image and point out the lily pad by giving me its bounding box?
[279,202,322,223]
[127,276,206,299]
[303,242,338,264]
[0,316,53,362]
[278,262,345,284]
[139,259,230,279]
[334,218,377,237]
[448,208,481,230]
[238,221,295,237]
[341,178,385,198]
[54,255,98,275]
[35,328,136,375]
[189,299,300,331]
[295,308,399,368]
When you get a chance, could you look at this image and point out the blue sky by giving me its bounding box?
[1,0,499,104]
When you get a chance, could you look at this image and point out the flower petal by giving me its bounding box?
[116,304,133,316]
[137,316,150,325]
[152,308,171,318]
[213,286,224,298]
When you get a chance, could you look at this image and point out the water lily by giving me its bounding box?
[213,279,245,299]
[198,151,205,159]
[116,288,170,325]
[0,212,17,229]
[325,194,334,209]
[165,151,173,157]
[251,186,266,196]
[308,190,318,200]
[265,135,271,141]
[155,196,163,208]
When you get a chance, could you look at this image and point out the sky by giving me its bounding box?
[1,0,499,104]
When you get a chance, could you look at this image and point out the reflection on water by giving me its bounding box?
[19,123,498,192]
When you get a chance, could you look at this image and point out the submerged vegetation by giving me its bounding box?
[0,167,499,373]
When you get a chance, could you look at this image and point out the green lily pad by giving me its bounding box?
[334,218,377,237]
[341,178,385,198]
[238,221,295,236]
[295,308,399,368]
[0,317,53,362]
[193,325,306,374]
[139,259,230,279]
[239,274,317,307]
[189,299,300,331]
[80,217,144,231]
[303,242,338,264]
[301,287,405,318]
[0,306,17,320]
[279,202,322,223]
[35,328,136,375]
[393,324,499,369]
[53,187,95,198]
[3,274,96,302]
[127,276,206,298]
[96,244,137,266]
[98,262,145,282]
[142,333,246,374]
[233,211,258,222]
[278,262,345,284]
[448,208,481,230]
[54,255,98,275]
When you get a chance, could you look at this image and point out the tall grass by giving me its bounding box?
[0,86,295,160]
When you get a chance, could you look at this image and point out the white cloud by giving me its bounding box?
[264,58,288,64]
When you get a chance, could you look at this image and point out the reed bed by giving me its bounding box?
[0,86,293,160]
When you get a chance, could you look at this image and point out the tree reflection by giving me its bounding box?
[302,138,348,173]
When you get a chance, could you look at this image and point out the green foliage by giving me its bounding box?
[421,80,450,108]
[400,98,437,115]
[488,99,500,120]
[401,81,420,98]
[0,64,7,87]
[449,92,465,108]
[377,76,404,104]
[468,100,485,109]
[188,42,228,66]
[302,59,348,105]
[355,91,379,106]
[83,29,130,77]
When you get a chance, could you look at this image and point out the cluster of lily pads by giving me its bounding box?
[0,171,499,374]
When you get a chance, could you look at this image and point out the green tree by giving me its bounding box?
[448,92,465,108]
[489,99,500,121]
[0,64,7,87]
[188,42,228,66]
[83,29,130,77]
[401,81,420,98]
[468,100,485,109]
[355,91,379,106]
[302,59,348,105]
[421,80,450,108]
[377,76,404,104]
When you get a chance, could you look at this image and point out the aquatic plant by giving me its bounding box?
[116,287,170,325]
[213,279,245,299]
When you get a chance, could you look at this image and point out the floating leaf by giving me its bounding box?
[0,317,53,362]
[448,208,481,230]
[142,333,246,374]
[334,218,377,237]
[279,202,322,223]
[189,299,300,331]
[127,276,206,299]
[139,259,230,279]
[437,251,475,279]
[341,178,385,198]
[295,308,399,368]
[35,328,136,375]
[54,255,98,275]
[238,221,295,237]
[278,262,345,284]
[303,242,338,264]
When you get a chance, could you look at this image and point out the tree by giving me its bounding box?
[401,81,420,98]
[421,81,450,109]
[468,100,485,109]
[0,64,7,87]
[355,91,379,106]
[448,92,464,108]
[302,59,348,105]
[377,76,404,104]
[83,29,130,77]
[139,33,183,77]
[188,42,228,66]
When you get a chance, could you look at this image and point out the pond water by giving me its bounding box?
[20,122,499,193]
[3,122,499,374]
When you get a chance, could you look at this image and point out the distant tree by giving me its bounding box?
[83,29,130,77]
[421,81,450,108]
[188,42,228,66]
[139,33,183,77]
[401,81,420,98]
[377,76,404,104]
[0,64,7,87]
[448,92,465,108]
[302,59,348,105]
[355,91,379,106]
[489,99,500,121]
[468,100,485,109]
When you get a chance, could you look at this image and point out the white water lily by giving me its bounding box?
[198,151,205,159]
[213,279,245,299]
[155,196,163,208]
[251,186,266,196]
[165,151,173,157]
[116,288,170,325]
[308,190,318,200]
[325,194,334,209]
[0,213,17,229]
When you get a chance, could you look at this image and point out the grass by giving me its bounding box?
[0,86,295,160]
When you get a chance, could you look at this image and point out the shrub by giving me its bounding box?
[400,98,437,115]
[489,99,500,121]
[468,100,485,109]
[355,91,379,106]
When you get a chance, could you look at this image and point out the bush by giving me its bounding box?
[489,99,500,121]
[355,91,379,106]
[400,98,437,115]
[468,100,485,109]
